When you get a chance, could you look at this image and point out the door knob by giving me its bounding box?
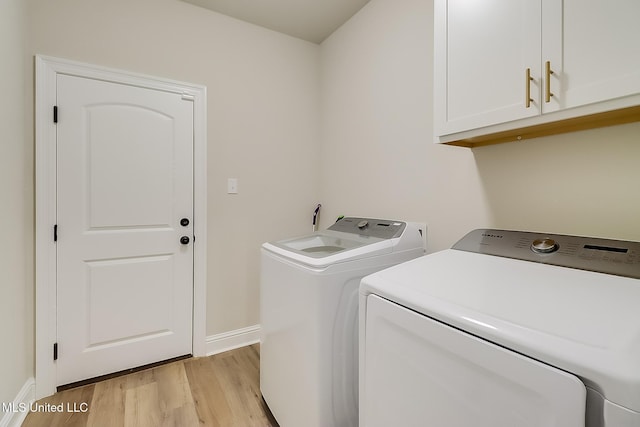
[180,236,190,245]
[180,218,190,227]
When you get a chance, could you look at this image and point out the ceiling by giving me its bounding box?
[181,0,371,44]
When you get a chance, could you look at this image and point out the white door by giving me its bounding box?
[362,295,586,427]
[56,74,194,386]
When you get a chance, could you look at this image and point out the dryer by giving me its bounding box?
[360,229,640,427]
[260,217,426,427]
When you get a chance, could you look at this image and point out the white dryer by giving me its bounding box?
[260,217,425,427]
[360,229,640,427]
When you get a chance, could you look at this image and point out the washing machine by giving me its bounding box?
[260,217,426,427]
[360,228,640,427]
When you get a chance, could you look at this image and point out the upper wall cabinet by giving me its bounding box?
[434,0,640,147]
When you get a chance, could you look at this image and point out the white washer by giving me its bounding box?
[360,229,640,427]
[260,217,426,427]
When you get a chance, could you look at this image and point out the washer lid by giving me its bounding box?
[270,233,377,257]
[262,217,417,268]
[263,229,394,267]
[360,249,640,413]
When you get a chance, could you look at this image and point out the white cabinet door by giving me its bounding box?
[543,0,640,111]
[362,295,586,427]
[56,74,194,386]
[435,0,640,145]
[434,0,542,136]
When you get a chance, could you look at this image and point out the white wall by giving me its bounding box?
[319,0,491,251]
[26,0,321,336]
[320,0,640,252]
[0,0,33,406]
[473,121,640,240]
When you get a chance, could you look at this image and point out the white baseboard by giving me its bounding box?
[205,325,261,356]
[0,377,35,427]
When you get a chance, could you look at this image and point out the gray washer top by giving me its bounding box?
[327,217,406,240]
[453,228,640,280]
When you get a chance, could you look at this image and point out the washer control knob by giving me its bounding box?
[357,220,369,229]
[531,238,558,254]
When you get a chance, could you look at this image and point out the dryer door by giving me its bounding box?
[362,295,586,427]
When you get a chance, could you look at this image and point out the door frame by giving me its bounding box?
[34,55,208,399]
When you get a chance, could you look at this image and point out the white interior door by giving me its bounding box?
[56,74,194,386]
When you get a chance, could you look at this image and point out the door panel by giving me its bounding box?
[86,104,175,229]
[56,74,194,386]
[362,295,586,427]
[85,255,174,346]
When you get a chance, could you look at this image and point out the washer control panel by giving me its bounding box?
[453,229,640,279]
[328,217,406,239]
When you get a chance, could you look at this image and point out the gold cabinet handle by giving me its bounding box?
[545,61,554,103]
[525,68,533,108]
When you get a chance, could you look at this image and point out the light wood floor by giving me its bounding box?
[22,344,279,427]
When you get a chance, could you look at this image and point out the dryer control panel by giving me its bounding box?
[453,229,640,279]
[328,217,406,239]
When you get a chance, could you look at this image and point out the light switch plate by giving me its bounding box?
[227,178,238,194]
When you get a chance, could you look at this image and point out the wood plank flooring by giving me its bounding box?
[22,344,279,427]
